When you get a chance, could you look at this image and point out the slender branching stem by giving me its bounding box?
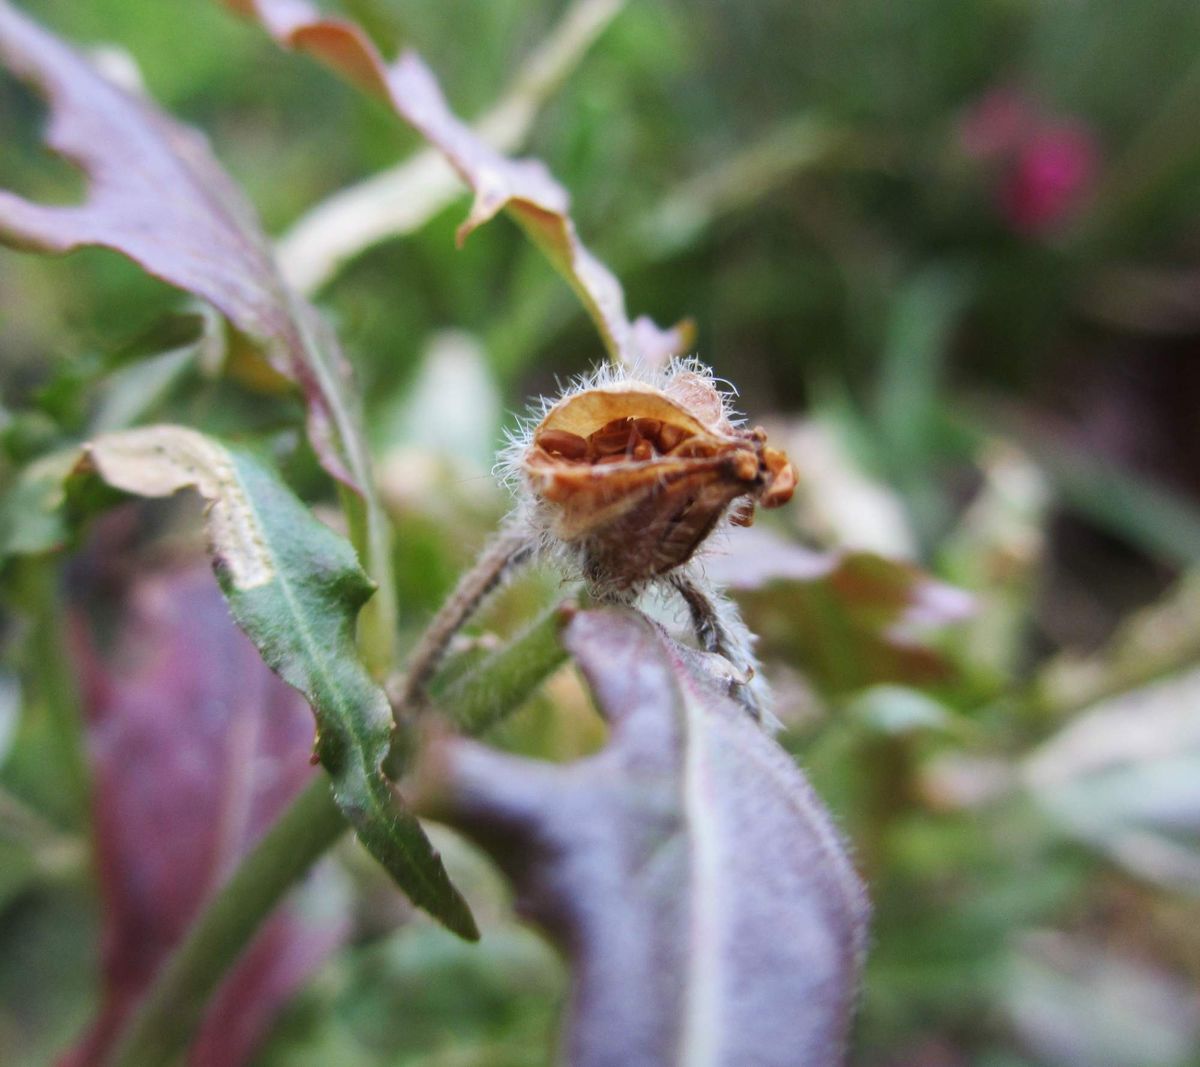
[20,560,90,827]
[398,527,535,710]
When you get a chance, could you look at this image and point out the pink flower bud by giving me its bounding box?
[998,122,1099,234]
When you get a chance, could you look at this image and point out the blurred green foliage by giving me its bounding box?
[3,0,1200,1065]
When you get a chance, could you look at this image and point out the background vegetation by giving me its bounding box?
[2,1,1200,1064]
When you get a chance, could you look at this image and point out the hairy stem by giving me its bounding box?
[668,570,766,720]
[435,598,575,735]
[399,527,534,710]
[338,467,397,680]
[21,560,90,827]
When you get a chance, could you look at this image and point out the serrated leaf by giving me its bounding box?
[0,2,395,664]
[224,0,691,369]
[78,425,477,940]
[418,607,868,1066]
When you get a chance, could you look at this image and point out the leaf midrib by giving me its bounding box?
[228,451,446,905]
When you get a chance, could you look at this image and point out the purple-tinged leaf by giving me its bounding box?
[417,607,868,1067]
[0,2,352,489]
[704,526,974,697]
[223,0,691,369]
[0,2,395,665]
[59,544,344,1067]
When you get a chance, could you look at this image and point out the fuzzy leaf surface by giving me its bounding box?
[420,607,868,1066]
[224,0,690,369]
[79,426,477,940]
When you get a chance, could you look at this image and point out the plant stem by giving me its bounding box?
[105,773,346,1067]
[435,598,575,735]
[338,480,398,679]
[22,559,90,827]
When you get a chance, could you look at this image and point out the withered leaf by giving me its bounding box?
[61,547,344,1067]
[418,607,868,1067]
[223,0,690,368]
[0,0,395,664]
[0,2,357,486]
[705,527,974,698]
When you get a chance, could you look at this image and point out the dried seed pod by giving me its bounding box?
[507,360,797,594]
[408,360,793,720]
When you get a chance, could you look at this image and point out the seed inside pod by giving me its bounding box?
[524,370,796,591]
[535,428,588,461]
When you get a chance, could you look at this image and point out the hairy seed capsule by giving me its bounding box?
[520,363,797,593]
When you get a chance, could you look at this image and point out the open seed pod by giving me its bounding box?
[522,365,797,591]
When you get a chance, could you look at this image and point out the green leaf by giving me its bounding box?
[79,425,477,940]
[875,264,976,550]
[0,450,78,561]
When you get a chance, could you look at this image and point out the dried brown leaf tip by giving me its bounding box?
[509,361,797,592]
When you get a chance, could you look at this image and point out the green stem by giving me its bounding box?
[0,782,87,883]
[105,774,347,1067]
[21,559,90,828]
[104,597,574,1067]
[435,599,575,735]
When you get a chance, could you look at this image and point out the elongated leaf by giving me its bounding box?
[278,0,627,295]
[0,2,395,665]
[61,550,344,1067]
[224,0,690,368]
[0,3,335,487]
[76,426,477,940]
[417,607,868,1066]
